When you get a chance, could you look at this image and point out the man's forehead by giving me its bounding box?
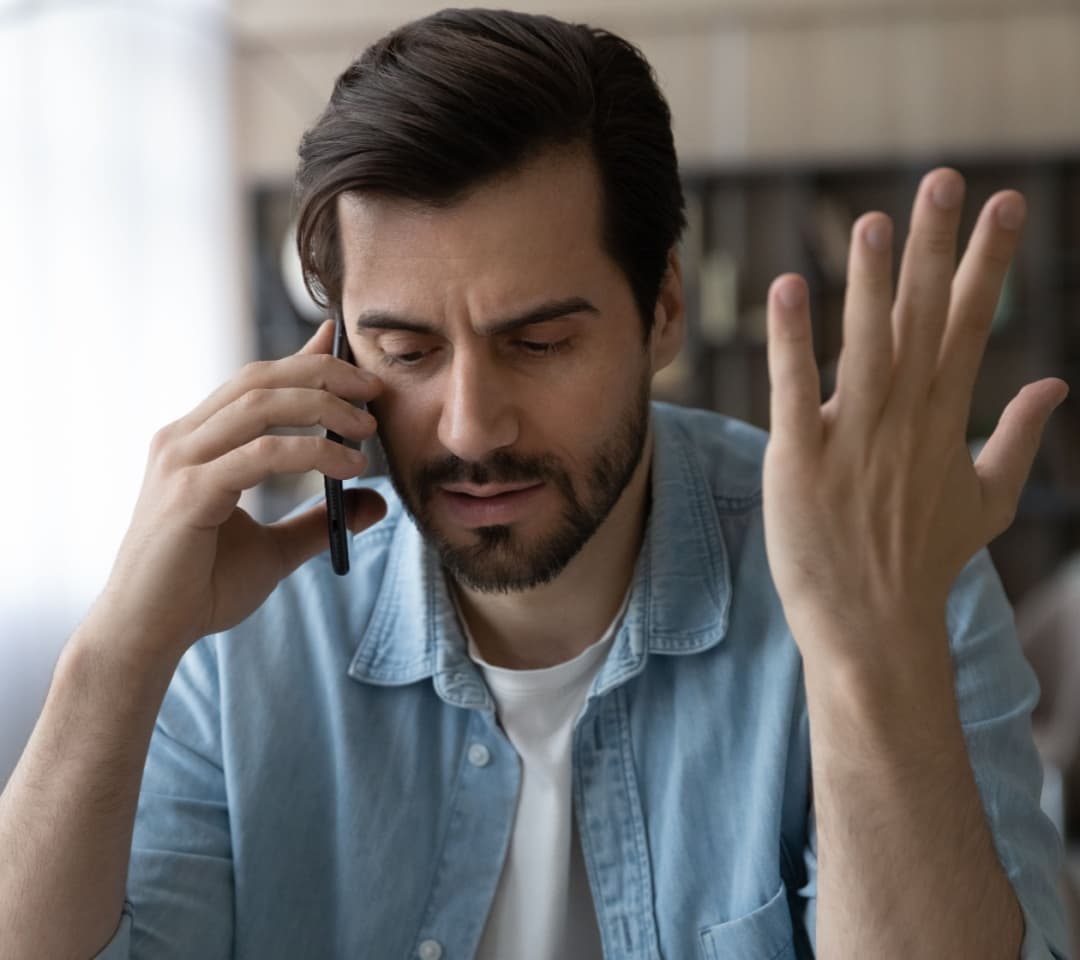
[336,150,604,266]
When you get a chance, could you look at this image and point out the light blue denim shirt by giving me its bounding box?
[96,403,1067,959]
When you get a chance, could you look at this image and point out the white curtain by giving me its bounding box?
[0,0,242,780]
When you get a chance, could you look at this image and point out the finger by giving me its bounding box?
[298,318,336,356]
[205,433,371,499]
[179,387,378,465]
[974,378,1069,537]
[268,486,388,576]
[175,354,380,435]
[833,212,895,427]
[767,275,822,451]
[891,168,966,404]
[933,191,1026,425]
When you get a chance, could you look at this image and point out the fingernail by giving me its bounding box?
[345,447,366,462]
[931,175,964,211]
[777,279,805,309]
[864,218,892,253]
[995,196,1025,231]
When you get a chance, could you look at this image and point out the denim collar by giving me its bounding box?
[347,404,734,707]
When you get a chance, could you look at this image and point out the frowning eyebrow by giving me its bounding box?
[354,296,599,338]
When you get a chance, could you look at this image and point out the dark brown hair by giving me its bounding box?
[295,8,685,333]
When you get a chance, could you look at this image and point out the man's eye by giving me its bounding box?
[517,339,569,356]
[381,349,428,367]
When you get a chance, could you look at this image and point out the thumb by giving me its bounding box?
[975,378,1068,536]
[268,487,388,576]
[344,486,389,534]
[298,317,336,356]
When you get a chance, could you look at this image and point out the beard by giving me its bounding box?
[375,373,651,594]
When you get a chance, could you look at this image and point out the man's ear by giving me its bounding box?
[649,248,686,374]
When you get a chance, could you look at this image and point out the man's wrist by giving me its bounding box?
[797,613,964,765]
[783,594,948,655]
[64,599,186,698]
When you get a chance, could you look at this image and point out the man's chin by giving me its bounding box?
[426,522,580,594]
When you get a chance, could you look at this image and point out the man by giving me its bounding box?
[0,9,1068,959]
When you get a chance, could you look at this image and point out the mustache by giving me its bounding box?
[416,450,562,489]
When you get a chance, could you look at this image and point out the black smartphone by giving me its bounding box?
[325,309,356,575]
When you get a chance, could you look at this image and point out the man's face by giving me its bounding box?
[338,149,679,593]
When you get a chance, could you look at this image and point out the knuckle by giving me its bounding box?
[250,433,280,464]
[916,228,956,258]
[310,355,338,391]
[861,267,892,295]
[239,359,270,384]
[148,422,185,471]
[237,386,272,420]
[149,422,176,456]
[980,245,1013,271]
[329,394,357,422]
[170,465,202,505]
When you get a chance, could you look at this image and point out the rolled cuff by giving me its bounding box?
[1019,899,1066,960]
[91,901,133,960]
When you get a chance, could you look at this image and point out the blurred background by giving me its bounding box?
[1,0,1078,943]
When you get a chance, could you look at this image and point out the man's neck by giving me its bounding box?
[452,442,653,671]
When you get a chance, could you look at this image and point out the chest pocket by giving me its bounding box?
[699,883,796,960]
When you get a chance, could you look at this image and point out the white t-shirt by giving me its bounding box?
[464,599,629,960]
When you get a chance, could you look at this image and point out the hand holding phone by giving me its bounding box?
[91,318,382,662]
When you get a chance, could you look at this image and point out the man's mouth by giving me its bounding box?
[436,481,546,527]
[440,481,541,497]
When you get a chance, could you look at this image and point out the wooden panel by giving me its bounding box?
[745,25,896,156]
[996,14,1080,145]
[234,25,751,179]
[233,9,1080,179]
[232,0,1078,37]
[745,12,1080,160]
[638,31,749,164]
[234,37,379,182]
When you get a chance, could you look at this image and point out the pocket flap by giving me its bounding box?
[699,882,795,960]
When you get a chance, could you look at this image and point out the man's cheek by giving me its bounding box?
[367,397,406,453]
[367,388,418,432]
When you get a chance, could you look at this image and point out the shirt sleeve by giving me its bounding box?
[94,635,235,959]
[798,548,1070,959]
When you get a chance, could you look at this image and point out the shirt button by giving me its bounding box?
[417,940,443,960]
[467,743,491,767]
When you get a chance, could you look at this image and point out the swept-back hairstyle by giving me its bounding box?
[295,7,685,334]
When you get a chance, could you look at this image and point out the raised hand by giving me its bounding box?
[96,319,386,662]
[762,168,1068,660]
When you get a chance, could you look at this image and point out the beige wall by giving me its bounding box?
[232,0,1080,180]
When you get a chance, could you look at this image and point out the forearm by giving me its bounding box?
[803,622,1022,960]
[0,608,180,959]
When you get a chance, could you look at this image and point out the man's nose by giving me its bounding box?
[436,349,518,463]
